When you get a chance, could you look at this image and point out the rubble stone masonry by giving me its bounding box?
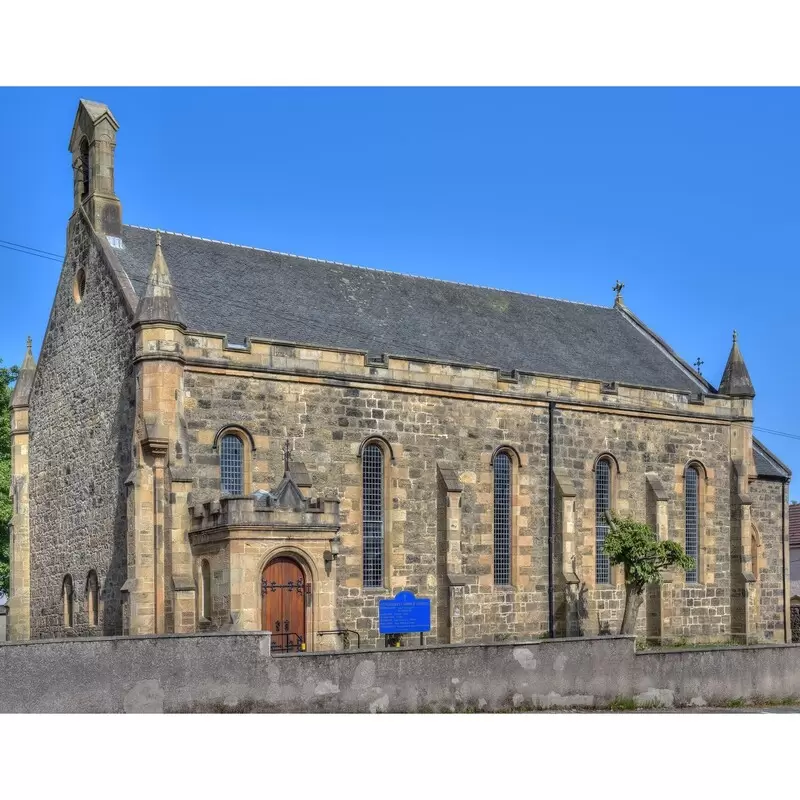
[27,213,135,638]
[176,333,777,647]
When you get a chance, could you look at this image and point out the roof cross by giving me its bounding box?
[693,357,704,374]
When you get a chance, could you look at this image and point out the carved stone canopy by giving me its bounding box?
[188,469,340,538]
[261,472,307,511]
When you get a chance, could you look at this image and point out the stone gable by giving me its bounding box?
[28,212,135,638]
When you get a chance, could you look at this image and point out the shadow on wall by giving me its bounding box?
[578,582,590,635]
[102,366,135,636]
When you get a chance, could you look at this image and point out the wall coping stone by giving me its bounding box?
[0,630,270,649]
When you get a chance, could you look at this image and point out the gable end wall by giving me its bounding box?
[28,214,136,638]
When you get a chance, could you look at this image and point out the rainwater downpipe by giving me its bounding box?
[547,401,555,638]
[781,479,788,641]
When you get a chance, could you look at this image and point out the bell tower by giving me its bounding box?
[68,99,122,238]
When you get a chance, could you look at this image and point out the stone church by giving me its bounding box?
[7,99,793,649]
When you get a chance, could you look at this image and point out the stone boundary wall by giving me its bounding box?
[2,633,800,713]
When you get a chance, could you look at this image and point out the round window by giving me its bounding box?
[73,268,86,303]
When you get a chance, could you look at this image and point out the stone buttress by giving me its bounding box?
[720,332,759,643]
[122,233,190,635]
[8,339,36,641]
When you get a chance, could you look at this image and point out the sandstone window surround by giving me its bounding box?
[213,425,255,496]
[593,453,619,587]
[358,436,394,590]
[490,445,522,588]
[683,460,708,584]
[86,570,99,627]
[62,575,74,629]
[198,559,211,621]
[493,451,512,585]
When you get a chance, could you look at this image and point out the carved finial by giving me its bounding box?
[283,438,292,473]
[733,329,738,344]
[155,230,162,247]
[693,357,704,375]
[26,336,32,354]
[612,280,624,306]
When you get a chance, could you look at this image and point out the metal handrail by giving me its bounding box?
[271,632,305,653]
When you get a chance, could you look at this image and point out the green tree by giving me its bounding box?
[0,359,19,597]
[604,510,695,635]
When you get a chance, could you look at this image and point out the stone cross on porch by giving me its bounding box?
[283,438,292,473]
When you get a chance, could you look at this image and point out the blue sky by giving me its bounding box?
[1,88,798,496]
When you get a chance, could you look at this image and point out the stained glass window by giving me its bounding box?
[595,459,611,584]
[362,444,384,588]
[685,466,699,582]
[220,434,244,496]
[494,452,512,585]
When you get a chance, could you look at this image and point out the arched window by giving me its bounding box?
[80,138,90,200]
[73,268,86,304]
[493,451,512,585]
[595,458,612,584]
[86,571,98,627]
[200,559,211,620]
[362,442,385,588]
[62,575,74,628]
[685,465,700,582]
[220,433,244,496]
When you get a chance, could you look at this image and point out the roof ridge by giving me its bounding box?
[122,223,612,310]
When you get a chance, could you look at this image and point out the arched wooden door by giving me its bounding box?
[261,556,308,652]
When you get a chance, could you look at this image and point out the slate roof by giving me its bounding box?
[116,225,706,393]
[753,438,791,481]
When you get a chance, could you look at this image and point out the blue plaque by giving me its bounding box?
[379,591,431,634]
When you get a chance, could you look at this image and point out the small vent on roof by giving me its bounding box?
[106,236,124,250]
